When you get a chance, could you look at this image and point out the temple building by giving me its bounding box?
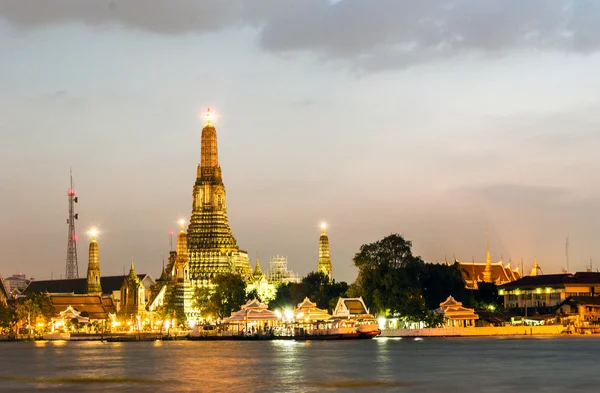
[454,244,521,289]
[154,221,195,317]
[318,223,332,281]
[86,229,102,296]
[435,296,479,328]
[247,254,277,303]
[118,260,147,319]
[186,109,252,285]
[23,233,154,319]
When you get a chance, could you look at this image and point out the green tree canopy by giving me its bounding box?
[353,233,468,322]
[269,272,349,313]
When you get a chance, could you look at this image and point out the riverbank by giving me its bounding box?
[380,325,565,337]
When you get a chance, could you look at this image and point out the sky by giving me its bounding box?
[2,1,600,283]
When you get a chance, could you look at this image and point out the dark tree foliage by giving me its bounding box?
[269,283,293,311]
[353,233,468,321]
[471,282,502,310]
[269,272,349,313]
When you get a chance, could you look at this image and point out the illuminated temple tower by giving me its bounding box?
[318,223,332,282]
[86,229,102,296]
[186,109,252,285]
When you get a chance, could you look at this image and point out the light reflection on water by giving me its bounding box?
[1,337,600,392]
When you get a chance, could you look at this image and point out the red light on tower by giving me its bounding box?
[68,189,75,196]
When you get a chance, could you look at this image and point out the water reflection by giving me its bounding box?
[1,338,600,392]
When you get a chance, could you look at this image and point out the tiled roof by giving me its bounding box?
[560,296,600,307]
[458,261,520,286]
[22,275,147,296]
[499,272,600,289]
[48,294,116,320]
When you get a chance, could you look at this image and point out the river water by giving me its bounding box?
[0,336,597,392]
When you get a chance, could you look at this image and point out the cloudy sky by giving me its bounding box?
[2,1,600,283]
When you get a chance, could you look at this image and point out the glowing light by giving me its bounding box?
[88,228,98,238]
[204,107,214,124]
[179,219,185,227]
[275,310,282,319]
[296,312,304,319]
[321,222,327,230]
[378,317,387,330]
[68,189,75,196]
[164,320,171,330]
[284,309,294,321]
[169,230,174,236]
[188,320,196,329]
[536,288,542,294]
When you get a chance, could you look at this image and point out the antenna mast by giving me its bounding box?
[65,168,79,279]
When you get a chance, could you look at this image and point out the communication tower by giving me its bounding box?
[65,168,79,279]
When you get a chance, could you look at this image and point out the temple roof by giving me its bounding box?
[295,297,330,321]
[47,294,115,320]
[436,296,479,320]
[457,260,520,285]
[0,273,8,302]
[23,275,149,296]
[333,297,371,317]
[224,298,279,322]
[499,272,600,290]
[297,297,317,309]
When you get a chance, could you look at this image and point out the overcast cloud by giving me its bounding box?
[2,1,600,70]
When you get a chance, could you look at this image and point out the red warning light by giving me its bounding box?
[73,235,78,241]
[68,189,75,196]
[169,231,174,236]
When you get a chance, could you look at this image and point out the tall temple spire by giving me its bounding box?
[318,223,332,282]
[200,108,219,170]
[86,228,102,295]
[253,251,263,278]
[187,108,252,284]
[483,229,492,283]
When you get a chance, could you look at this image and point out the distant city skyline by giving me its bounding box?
[2,2,600,283]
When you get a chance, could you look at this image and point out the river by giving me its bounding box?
[0,336,597,392]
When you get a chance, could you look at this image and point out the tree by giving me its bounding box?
[269,283,293,312]
[191,273,247,320]
[211,273,247,319]
[268,272,349,314]
[246,288,262,303]
[352,233,468,320]
[192,286,214,318]
[0,303,17,336]
[471,282,501,310]
[15,294,44,336]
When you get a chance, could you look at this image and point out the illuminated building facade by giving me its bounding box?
[247,255,277,303]
[498,271,600,310]
[318,224,332,281]
[186,110,252,285]
[118,260,147,319]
